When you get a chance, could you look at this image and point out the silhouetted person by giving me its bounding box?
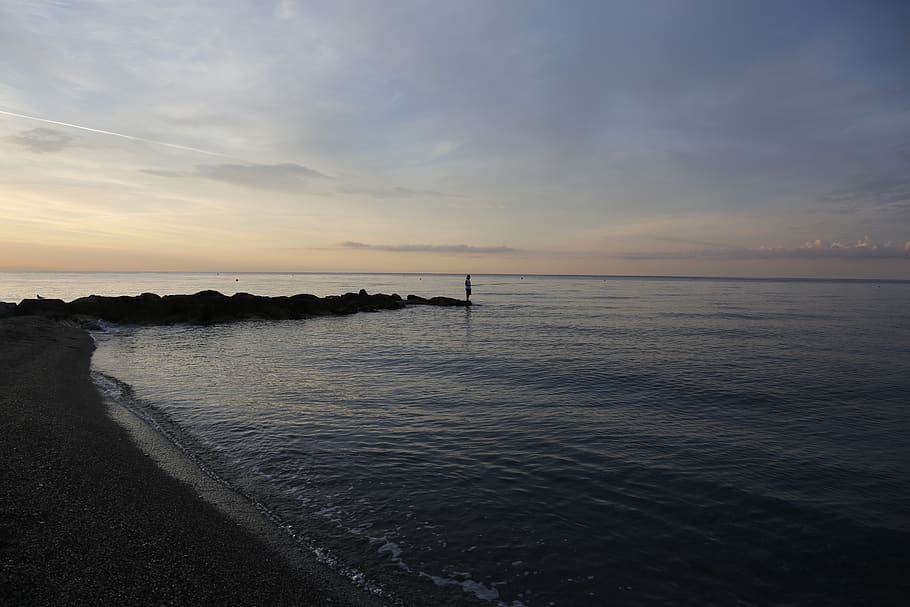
[465,274,472,301]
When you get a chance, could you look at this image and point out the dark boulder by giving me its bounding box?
[0,302,16,319]
[16,299,68,318]
[288,293,326,316]
[71,294,173,323]
[406,295,471,307]
[427,296,471,307]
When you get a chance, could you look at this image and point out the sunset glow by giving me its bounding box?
[2,1,908,278]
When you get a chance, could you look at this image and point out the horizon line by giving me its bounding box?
[2,268,908,284]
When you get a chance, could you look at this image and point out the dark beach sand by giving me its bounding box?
[0,317,388,606]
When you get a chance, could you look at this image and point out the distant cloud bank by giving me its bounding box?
[142,164,454,200]
[341,242,516,254]
[622,237,910,260]
[142,162,329,191]
[195,162,329,190]
[795,237,910,256]
[338,186,461,199]
[7,127,76,153]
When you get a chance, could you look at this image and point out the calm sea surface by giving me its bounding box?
[4,272,910,605]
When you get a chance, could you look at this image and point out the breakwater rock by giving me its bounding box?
[0,301,17,319]
[11,289,470,325]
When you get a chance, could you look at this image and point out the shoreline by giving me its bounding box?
[0,316,391,606]
[97,372,394,602]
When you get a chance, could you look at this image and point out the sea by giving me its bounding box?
[3,272,909,606]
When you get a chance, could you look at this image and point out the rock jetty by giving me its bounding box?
[6,289,470,326]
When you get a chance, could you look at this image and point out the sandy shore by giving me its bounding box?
[0,317,389,606]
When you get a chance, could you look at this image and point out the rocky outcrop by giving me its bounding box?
[16,298,69,318]
[13,289,470,325]
[405,295,472,307]
[0,302,17,319]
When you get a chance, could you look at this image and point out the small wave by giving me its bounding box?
[95,319,122,333]
[369,534,527,605]
[87,320,125,346]
[424,571,528,606]
[91,371,242,500]
[90,369,396,603]
[375,539,411,572]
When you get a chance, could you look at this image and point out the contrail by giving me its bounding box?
[0,108,230,158]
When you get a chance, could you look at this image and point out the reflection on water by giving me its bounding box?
[463,305,473,348]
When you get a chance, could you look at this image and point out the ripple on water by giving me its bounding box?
[89,276,910,606]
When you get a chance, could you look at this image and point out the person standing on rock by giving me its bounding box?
[464,274,472,301]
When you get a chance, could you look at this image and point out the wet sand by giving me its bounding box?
[0,317,388,606]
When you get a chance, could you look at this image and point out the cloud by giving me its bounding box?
[139,162,330,192]
[141,169,185,178]
[340,242,516,254]
[338,185,462,199]
[0,108,230,157]
[792,237,910,258]
[621,237,910,261]
[196,162,329,191]
[822,177,910,217]
[7,127,76,153]
[143,164,456,202]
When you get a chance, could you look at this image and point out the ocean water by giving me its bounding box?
[4,272,910,605]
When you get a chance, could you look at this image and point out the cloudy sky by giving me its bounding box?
[1,0,908,277]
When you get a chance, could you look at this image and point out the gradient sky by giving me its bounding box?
[2,1,909,277]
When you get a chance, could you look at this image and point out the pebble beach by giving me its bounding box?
[0,316,388,606]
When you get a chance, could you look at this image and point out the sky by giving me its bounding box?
[1,0,909,278]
